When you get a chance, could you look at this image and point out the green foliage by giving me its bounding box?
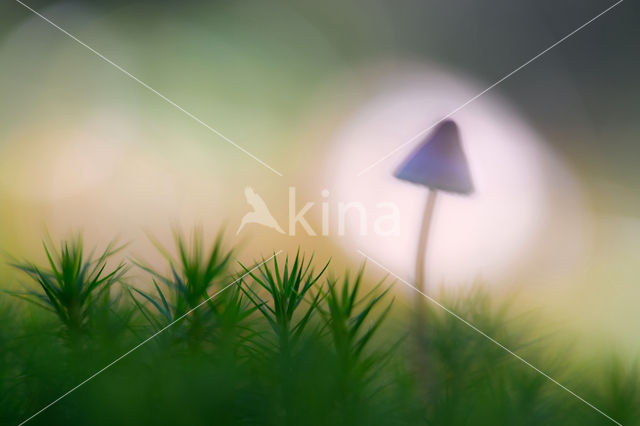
[421,291,559,425]
[239,251,328,355]
[129,228,252,350]
[320,266,394,378]
[0,299,23,424]
[1,233,638,426]
[9,234,127,335]
[131,229,233,319]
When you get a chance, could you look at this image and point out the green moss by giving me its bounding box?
[1,231,637,425]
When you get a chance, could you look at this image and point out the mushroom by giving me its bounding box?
[394,119,474,297]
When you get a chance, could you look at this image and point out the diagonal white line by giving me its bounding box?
[17,251,282,426]
[14,0,283,177]
[357,249,622,426]
[357,0,624,177]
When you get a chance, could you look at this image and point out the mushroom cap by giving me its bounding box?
[394,119,474,194]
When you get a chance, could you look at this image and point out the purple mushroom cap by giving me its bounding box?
[394,119,474,195]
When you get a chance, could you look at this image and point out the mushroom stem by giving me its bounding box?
[412,190,438,400]
[415,189,437,298]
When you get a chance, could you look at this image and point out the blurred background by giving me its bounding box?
[0,0,639,359]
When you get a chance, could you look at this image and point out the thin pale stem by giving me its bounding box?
[415,190,437,297]
[413,189,437,401]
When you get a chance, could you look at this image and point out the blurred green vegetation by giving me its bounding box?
[0,230,638,425]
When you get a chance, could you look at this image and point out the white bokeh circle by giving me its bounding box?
[323,63,587,288]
